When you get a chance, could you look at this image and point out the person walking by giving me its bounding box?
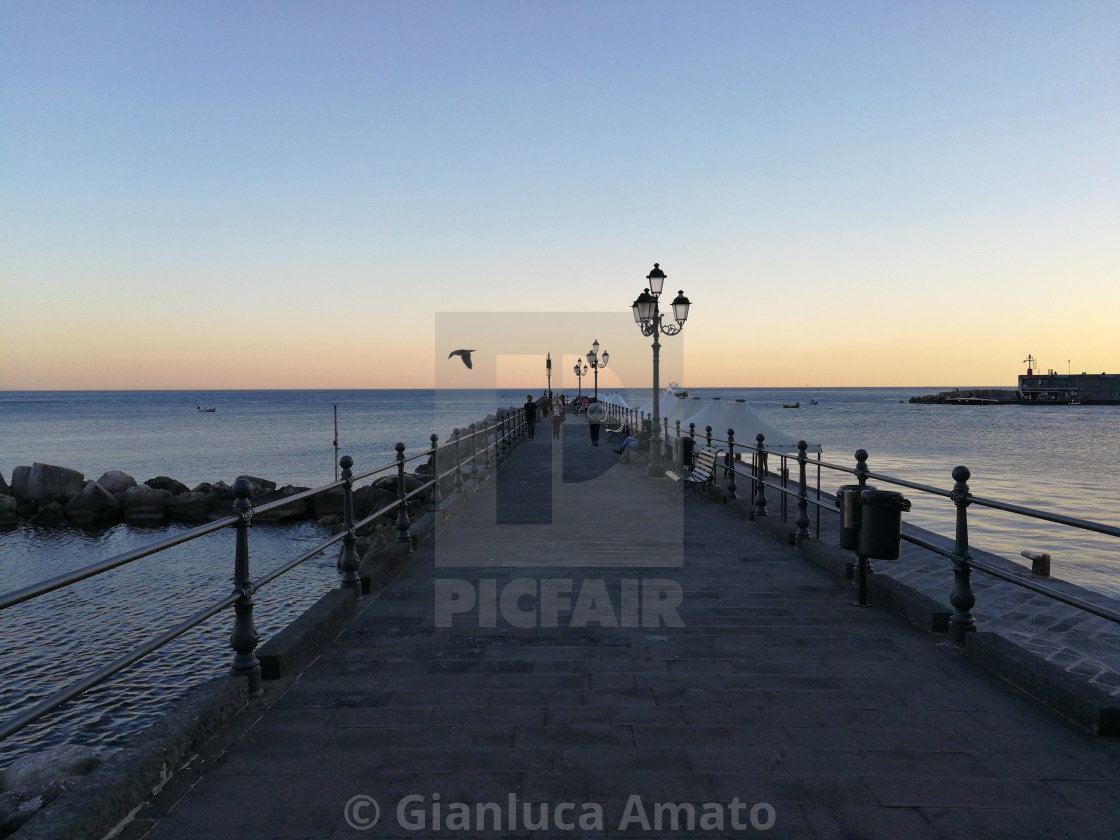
[523,394,538,440]
[551,398,565,439]
[586,399,605,446]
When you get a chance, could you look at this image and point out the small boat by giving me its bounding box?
[666,382,688,399]
[783,402,800,409]
[809,399,818,405]
[196,405,217,413]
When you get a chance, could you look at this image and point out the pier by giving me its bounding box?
[8,416,1120,839]
[79,424,1120,839]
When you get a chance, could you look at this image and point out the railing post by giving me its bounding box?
[395,442,412,544]
[337,455,362,594]
[229,477,262,696]
[948,465,978,645]
[795,440,810,542]
[469,423,478,478]
[481,422,491,472]
[453,429,464,493]
[705,425,712,447]
[429,435,443,515]
[688,422,696,442]
[726,429,737,499]
[753,434,768,518]
[855,448,869,491]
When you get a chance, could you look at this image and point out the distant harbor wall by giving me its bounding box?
[911,371,1120,405]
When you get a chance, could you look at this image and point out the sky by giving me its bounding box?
[1,0,1117,391]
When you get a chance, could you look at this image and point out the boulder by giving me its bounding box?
[314,487,344,519]
[31,500,67,524]
[65,481,122,524]
[10,463,85,504]
[254,485,312,522]
[192,482,213,494]
[0,495,18,523]
[96,470,137,496]
[354,484,397,519]
[166,491,216,522]
[209,480,236,500]
[373,473,425,495]
[121,485,171,522]
[0,470,10,496]
[237,475,277,497]
[144,475,189,496]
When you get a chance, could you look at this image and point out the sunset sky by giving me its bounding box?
[2,1,1117,391]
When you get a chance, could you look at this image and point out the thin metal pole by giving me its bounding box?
[648,322,662,477]
[333,403,339,481]
[430,434,443,514]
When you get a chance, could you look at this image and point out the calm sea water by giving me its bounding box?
[2,387,1119,762]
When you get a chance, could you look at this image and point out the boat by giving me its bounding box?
[783,402,800,409]
[196,406,217,413]
[665,382,688,399]
[809,399,818,405]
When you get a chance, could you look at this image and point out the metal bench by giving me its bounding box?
[666,446,720,498]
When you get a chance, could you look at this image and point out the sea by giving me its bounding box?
[2,387,1119,763]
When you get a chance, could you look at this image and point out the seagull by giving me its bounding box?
[448,349,476,369]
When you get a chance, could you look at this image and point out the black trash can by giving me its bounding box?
[858,489,912,560]
[680,436,696,469]
[835,484,875,551]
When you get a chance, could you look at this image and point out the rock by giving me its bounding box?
[254,486,311,522]
[120,485,171,522]
[373,473,425,495]
[1,744,101,792]
[166,491,216,522]
[32,500,67,524]
[237,475,277,496]
[0,470,10,496]
[209,480,235,500]
[314,487,344,519]
[354,484,397,519]
[144,475,189,496]
[0,496,17,524]
[65,481,122,524]
[192,482,213,494]
[9,463,85,504]
[96,470,137,497]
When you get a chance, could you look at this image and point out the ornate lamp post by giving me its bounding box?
[546,352,552,399]
[573,360,588,399]
[632,263,691,478]
[586,340,609,401]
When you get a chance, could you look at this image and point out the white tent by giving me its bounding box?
[709,399,821,453]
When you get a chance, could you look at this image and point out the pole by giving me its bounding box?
[648,315,662,478]
[332,403,339,480]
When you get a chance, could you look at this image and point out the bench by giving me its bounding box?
[666,446,720,498]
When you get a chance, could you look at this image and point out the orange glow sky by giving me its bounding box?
[2,2,1117,391]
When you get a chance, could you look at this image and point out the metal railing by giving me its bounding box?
[664,423,1120,643]
[0,408,525,742]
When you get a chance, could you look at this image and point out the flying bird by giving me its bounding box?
[448,349,476,369]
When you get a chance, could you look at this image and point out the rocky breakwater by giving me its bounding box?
[0,459,445,531]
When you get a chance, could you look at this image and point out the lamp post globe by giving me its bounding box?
[586,339,609,401]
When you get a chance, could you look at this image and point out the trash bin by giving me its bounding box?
[680,437,696,469]
[835,484,875,551]
[858,489,912,560]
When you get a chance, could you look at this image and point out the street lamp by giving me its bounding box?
[546,352,552,399]
[632,262,691,478]
[585,340,609,401]
[573,360,588,399]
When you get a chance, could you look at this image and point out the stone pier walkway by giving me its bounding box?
[127,419,1120,839]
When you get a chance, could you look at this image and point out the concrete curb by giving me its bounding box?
[11,677,247,840]
[965,631,1120,736]
[257,587,359,680]
[718,493,1119,735]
